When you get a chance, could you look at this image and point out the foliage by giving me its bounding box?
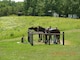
[0,0,80,17]
[0,0,24,16]
[24,0,80,17]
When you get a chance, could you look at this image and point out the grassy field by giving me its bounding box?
[0,41,80,60]
[0,16,80,60]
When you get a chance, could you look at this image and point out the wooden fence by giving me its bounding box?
[28,31,65,46]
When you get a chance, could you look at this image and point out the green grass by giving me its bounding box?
[0,41,80,60]
[0,16,80,60]
[65,31,80,45]
[0,16,80,40]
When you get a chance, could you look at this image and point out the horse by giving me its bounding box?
[36,26,60,44]
[28,26,44,42]
[46,27,60,44]
[37,26,48,43]
[28,26,60,44]
[38,26,60,44]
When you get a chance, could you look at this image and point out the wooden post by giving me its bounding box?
[63,32,64,45]
[30,33,33,46]
[29,32,33,46]
[48,35,51,45]
[28,31,30,42]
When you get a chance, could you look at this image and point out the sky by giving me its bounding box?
[13,0,24,2]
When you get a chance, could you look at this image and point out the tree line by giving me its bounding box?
[0,0,80,18]
[0,0,24,16]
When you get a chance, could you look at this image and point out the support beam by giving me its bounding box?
[62,32,64,45]
[29,32,33,46]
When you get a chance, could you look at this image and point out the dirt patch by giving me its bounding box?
[60,40,72,45]
[0,37,20,42]
[0,37,72,45]
[32,40,72,45]
[34,41,45,45]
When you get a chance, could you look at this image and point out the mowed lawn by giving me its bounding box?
[0,41,80,60]
[0,16,80,60]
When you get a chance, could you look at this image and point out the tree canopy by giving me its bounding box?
[0,0,80,18]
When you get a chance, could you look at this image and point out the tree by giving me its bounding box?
[24,0,31,15]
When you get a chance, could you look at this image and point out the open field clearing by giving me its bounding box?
[0,16,80,60]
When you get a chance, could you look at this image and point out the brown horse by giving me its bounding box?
[46,27,60,44]
[37,26,60,44]
[28,26,44,42]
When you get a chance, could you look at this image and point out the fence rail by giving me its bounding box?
[28,31,65,46]
[29,32,61,35]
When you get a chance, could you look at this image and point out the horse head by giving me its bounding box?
[28,27,38,31]
[37,26,45,33]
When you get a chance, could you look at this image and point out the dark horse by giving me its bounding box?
[28,26,44,42]
[46,27,60,44]
[37,26,60,44]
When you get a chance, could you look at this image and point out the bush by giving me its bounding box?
[10,33,14,37]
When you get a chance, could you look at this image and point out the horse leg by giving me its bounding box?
[45,35,47,44]
[57,35,60,44]
[28,32,30,42]
[39,34,42,42]
[38,34,41,42]
[43,35,45,43]
[48,35,51,45]
[40,34,42,41]
[49,35,52,40]
[54,35,57,44]
[48,35,52,44]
